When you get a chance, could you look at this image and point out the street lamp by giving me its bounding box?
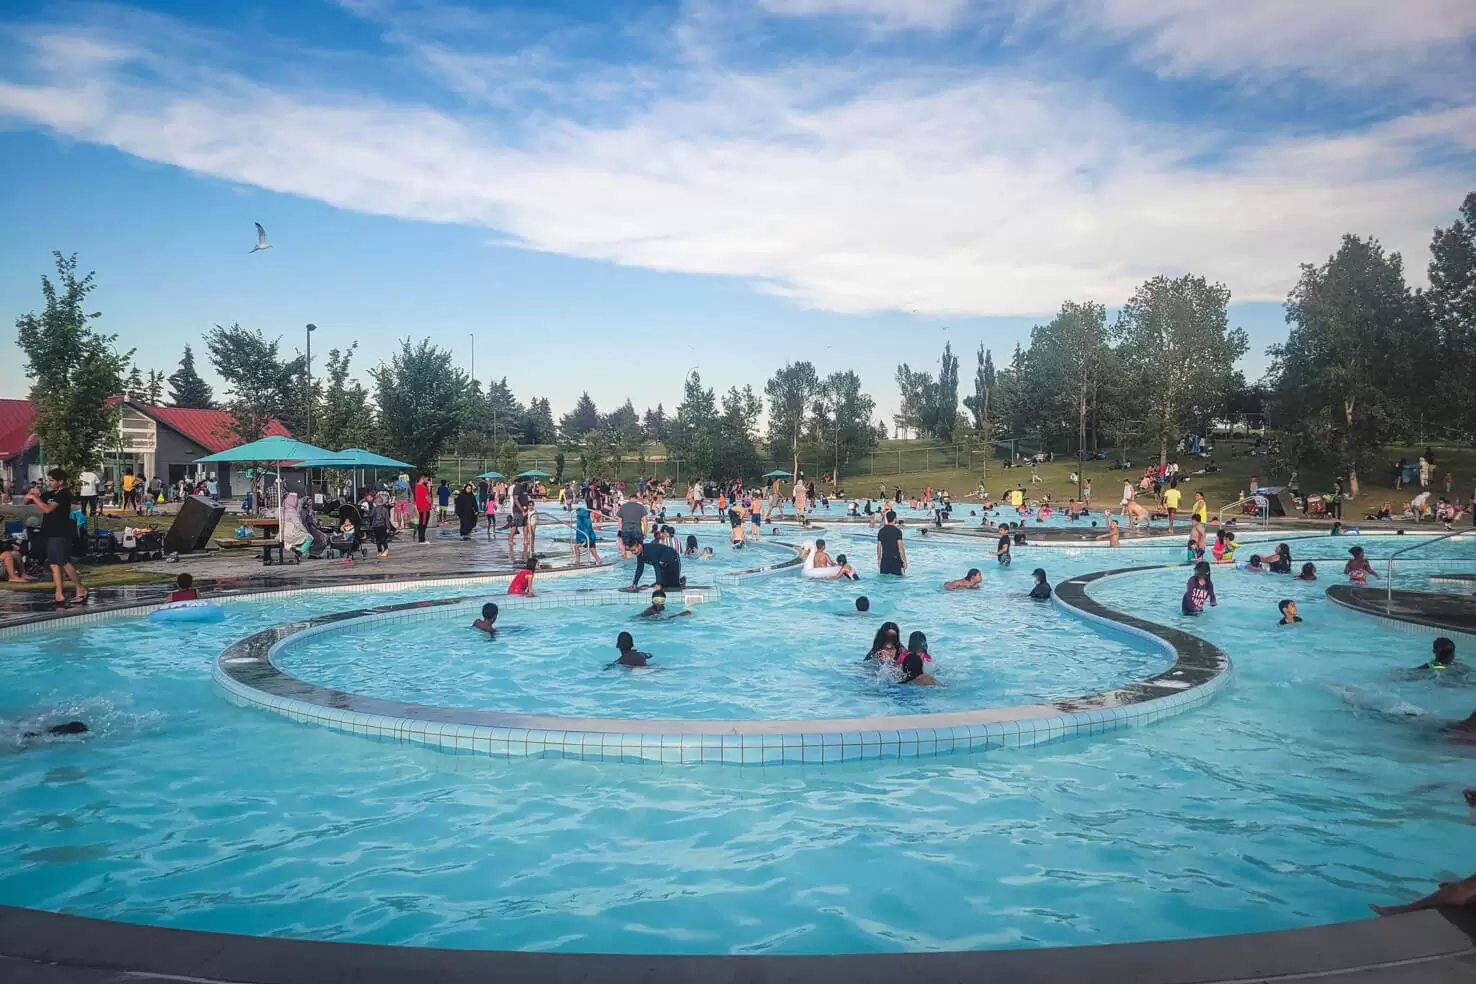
[305,323,317,442]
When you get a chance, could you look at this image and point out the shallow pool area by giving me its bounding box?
[2,527,1475,955]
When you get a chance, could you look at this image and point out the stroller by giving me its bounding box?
[327,503,368,560]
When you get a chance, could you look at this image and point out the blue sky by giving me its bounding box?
[2,0,1473,429]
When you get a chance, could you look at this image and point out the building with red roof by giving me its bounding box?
[1,398,289,499]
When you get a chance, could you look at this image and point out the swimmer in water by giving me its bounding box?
[1098,519,1120,547]
[1277,599,1301,624]
[1411,637,1461,676]
[1344,545,1379,584]
[637,587,692,619]
[1242,553,1267,573]
[855,596,870,613]
[21,720,88,739]
[609,631,655,668]
[899,633,939,686]
[472,602,499,635]
[1028,568,1051,600]
[945,568,983,590]
[700,547,714,560]
[1182,561,1217,615]
[1294,562,1318,581]
[828,553,860,580]
[865,621,904,662]
[685,535,699,558]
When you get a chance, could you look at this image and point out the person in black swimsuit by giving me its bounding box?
[876,511,906,576]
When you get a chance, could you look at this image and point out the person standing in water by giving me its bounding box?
[865,622,904,662]
[993,525,1012,567]
[609,631,655,668]
[1182,561,1216,615]
[1029,568,1052,600]
[876,510,906,576]
[1344,545,1379,584]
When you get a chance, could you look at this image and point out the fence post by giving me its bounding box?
[925,448,929,471]
[870,453,874,476]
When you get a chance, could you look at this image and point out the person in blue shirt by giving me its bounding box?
[437,479,451,522]
[574,505,602,565]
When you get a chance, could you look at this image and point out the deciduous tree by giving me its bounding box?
[14,252,131,477]
[370,338,466,472]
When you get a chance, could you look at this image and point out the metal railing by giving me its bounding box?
[1385,528,1476,609]
[1216,494,1272,529]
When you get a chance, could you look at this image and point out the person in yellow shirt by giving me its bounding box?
[1162,484,1182,533]
[1192,491,1208,524]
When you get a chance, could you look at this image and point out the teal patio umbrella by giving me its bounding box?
[475,470,504,480]
[195,434,336,525]
[517,470,552,479]
[292,449,415,501]
[762,469,793,479]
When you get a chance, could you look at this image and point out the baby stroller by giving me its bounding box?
[327,503,368,560]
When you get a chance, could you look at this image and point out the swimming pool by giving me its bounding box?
[2,530,1474,954]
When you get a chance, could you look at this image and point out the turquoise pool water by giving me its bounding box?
[2,530,1474,954]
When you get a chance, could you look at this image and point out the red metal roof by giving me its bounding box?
[133,403,291,453]
[0,398,38,460]
[0,399,290,459]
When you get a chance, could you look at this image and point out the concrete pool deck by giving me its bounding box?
[5,901,1476,983]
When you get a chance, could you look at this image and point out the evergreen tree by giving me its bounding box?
[124,364,143,400]
[1426,192,1476,439]
[167,345,214,408]
[642,403,668,443]
[962,345,994,433]
[524,397,557,445]
[14,252,131,478]
[144,370,166,405]
[560,392,600,440]
[601,399,643,450]
[485,377,526,446]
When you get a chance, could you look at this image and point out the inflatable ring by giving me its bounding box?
[150,600,227,623]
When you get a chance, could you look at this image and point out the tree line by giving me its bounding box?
[14,188,1475,487]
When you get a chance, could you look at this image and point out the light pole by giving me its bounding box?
[304,323,317,442]
[469,332,476,389]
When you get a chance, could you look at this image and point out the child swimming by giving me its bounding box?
[609,631,655,668]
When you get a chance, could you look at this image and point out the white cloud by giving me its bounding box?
[757,0,968,31]
[1023,0,1476,88]
[0,8,1470,320]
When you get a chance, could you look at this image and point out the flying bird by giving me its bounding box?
[250,222,272,254]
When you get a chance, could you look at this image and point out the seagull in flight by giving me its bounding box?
[250,222,272,254]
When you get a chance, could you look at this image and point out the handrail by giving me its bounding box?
[1216,493,1271,529]
[1385,527,1476,610]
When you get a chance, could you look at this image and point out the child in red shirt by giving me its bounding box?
[169,572,199,602]
[507,558,536,596]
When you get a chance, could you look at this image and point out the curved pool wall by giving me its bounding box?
[213,567,1231,765]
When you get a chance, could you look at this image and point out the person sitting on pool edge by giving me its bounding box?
[472,602,499,635]
[0,540,32,582]
[865,622,904,662]
[507,557,537,596]
[945,568,982,590]
[169,572,199,602]
[609,631,655,668]
[899,633,939,686]
[637,587,692,619]
[1294,562,1318,581]
[1029,568,1051,600]
[1277,599,1301,625]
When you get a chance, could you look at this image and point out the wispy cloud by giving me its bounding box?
[1021,0,1476,90]
[758,0,968,32]
[0,1,1471,318]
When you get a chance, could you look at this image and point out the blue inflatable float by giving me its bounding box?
[149,600,227,624]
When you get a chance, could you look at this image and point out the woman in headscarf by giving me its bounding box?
[455,482,479,540]
[279,491,311,557]
[299,494,329,558]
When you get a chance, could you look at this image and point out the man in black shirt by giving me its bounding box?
[622,538,684,590]
[875,510,906,575]
[25,468,86,604]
